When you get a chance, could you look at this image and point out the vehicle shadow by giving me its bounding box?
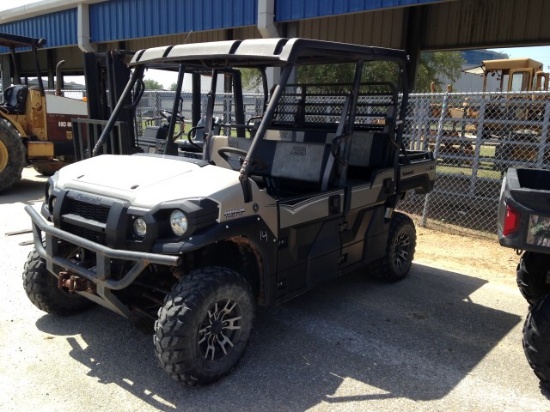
[0,168,46,205]
[35,263,521,410]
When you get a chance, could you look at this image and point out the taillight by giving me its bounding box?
[503,204,520,236]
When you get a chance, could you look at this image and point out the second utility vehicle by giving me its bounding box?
[498,167,550,386]
[23,38,436,386]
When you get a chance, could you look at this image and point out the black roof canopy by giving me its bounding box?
[130,38,408,69]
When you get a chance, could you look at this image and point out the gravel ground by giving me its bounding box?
[0,167,548,411]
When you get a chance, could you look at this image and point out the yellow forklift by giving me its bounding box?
[0,32,88,192]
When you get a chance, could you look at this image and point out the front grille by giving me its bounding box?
[65,197,110,223]
[65,222,107,245]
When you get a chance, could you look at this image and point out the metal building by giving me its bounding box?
[0,0,549,90]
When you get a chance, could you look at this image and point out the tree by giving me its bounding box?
[169,82,178,91]
[415,51,465,92]
[238,51,465,93]
[143,79,163,90]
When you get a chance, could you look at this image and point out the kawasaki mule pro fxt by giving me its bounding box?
[23,38,435,385]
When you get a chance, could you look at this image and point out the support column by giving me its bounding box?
[78,3,97,53]
[258,0,280,92]
[403,6,427,92]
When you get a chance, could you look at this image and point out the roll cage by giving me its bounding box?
[98,38,410,202]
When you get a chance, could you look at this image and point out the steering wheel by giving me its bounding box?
[217,147,269,173]
[159,109,185,123]
[186,126,205,150]
[217,147,248,170]
[246,116,262,136]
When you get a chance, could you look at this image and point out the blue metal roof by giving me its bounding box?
[90,0,257,43]
[0,0,451,50]
[0,8,77,49]
[275,0,451,21]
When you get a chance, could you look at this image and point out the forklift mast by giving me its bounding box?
[83,50,134,142]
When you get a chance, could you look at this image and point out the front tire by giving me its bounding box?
[154,266,255,386]
[22,248,94,315]
[368,212,416,282]
[517,252,550,306]
[0,120,25,192]
[523,293,550,386]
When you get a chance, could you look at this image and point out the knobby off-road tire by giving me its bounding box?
[368,212,416,282]
[0,120,25,192]
[22,248,94,315]
[523,293,550,386]
[517,252,550,306]
[154,266,255,386]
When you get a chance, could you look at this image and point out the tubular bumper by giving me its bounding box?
[25,204,181,290]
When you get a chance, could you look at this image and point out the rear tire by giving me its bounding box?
[0,120,25,192]
[517,252,550,306]
[33,160,67,176]
[22,248,94,315]
[368,212,416,282]
[154,266,255,386]
[523,293,550,386]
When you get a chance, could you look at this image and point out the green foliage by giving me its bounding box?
[415,51,465,92]
[238,51,464,93]
[143,79,164,90]
[297,63,356,84]
[169,82,178,91]
[239,68,264,92]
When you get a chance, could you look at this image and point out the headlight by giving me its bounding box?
[170,210,188,236]
[133,217,147,237]
[45,177,57,214]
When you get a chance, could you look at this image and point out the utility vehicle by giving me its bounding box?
[498,167,550,386]
[24,38,435,385]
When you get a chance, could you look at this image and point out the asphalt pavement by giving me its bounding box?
[0,167,548,411]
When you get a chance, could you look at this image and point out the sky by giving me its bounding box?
[0,0,40,12]
[1,0,550,86]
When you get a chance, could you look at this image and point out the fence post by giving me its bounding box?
[155,91,162,126]
[537,100,550,168]
[411,96,424,150]
[421,92,448,227]
[469,98,486,195]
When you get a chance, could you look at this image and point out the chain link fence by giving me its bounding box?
[399,91,550,237]
[60,89,549,238]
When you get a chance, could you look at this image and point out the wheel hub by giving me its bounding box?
[394,232,410,268]
[210,320,223,335]
[198,299,242,361]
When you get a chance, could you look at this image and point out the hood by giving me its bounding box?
[55,154,242,208]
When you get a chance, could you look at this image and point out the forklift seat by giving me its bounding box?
[2,85,28,114]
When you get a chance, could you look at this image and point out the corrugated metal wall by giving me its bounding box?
[0,8,77,48]
[0,0,548,61]
[125,26,261,50]
[423,0,550,49]
[90,0,257,43]
[298,9,405,48]
[276,0,452,21]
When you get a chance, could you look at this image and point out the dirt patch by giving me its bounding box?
[415,226,519,280]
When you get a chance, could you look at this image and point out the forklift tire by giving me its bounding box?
[523,293,550,386]
[0,120,25,192]
[33,160,67,176]
[517,252,550,306]
[368,212,416,282]
[22,248,94,315]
